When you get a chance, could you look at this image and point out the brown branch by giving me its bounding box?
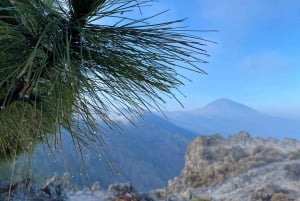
[0,82,42,109]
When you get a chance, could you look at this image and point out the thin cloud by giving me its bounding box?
[240,51,295,74]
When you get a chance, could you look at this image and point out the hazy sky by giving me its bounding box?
[143,0,300,117]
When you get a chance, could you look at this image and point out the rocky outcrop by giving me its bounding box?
[168,131,300,201]
[0,176,69,201]
[68,182,183,201]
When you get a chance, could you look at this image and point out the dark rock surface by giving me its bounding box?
[0,176,69,201]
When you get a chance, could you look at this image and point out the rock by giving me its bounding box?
[167,132,300,200]
[107,183,139,201]
[284,163,300,180]
[108,182,137,196]
[271,193,294,201]
[40,175,69,200]
[90,181,101,193]
[251,187,274,201]
[0,176,69,201]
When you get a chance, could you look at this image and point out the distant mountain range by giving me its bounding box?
[165,98,300,139]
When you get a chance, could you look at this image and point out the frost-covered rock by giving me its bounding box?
[168,132,300,200]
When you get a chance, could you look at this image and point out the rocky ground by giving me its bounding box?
[0,175,174,201]
[2,132,300,201]
[168,131,300,201]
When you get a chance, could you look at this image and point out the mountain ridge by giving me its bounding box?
[165,98,300,139]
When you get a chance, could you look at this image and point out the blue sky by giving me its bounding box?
[143,0,300,118]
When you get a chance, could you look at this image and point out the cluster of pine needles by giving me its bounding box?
[0,0,209,176]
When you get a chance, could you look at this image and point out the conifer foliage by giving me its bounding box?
[0,0,208,160]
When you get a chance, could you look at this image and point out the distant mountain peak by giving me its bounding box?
[200,98,258,117]
[205,98,247,107]
[211,97,233,103]
[166,98,300,139]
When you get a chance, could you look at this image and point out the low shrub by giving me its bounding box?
[271,193,294,201]
[284,163,300,180]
